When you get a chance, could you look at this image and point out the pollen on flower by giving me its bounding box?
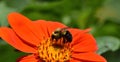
[38,38,72,62]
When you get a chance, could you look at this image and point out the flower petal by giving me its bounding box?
[17,54,41,62]
[0,27,37,53]
[69,58,82,62]
[33,20,67,37]
[70,29,97,52]
[8,12,44,46]
[33,20,50,38]
[72,52,107,62]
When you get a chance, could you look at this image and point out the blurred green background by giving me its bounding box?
[0,0,120,62]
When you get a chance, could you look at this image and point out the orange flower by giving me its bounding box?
[0,12,106,62]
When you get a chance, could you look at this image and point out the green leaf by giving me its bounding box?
[103,49,120,62]
[62,15,71,25]
[0,0,28,26]
[5,0,30,11]
[77,8,92,29]
[0,2,15,26]
[0,40,25,62]
[96,0,120,23]
[96,36,120,54]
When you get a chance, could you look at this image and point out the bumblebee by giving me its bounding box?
[51,28,72,43]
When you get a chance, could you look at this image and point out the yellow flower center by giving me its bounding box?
[38,38,71,62]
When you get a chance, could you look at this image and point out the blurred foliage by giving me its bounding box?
[96,0,120,24]
[96,36,120,54]
[0,0,120,62]
[0,2,15,26]
[0,40,25,62]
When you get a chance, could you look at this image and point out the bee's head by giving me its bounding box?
[52,28,68,36]
[52,28,61,36]
[51,28,63,40]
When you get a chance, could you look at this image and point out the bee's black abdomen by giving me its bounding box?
[63,31,72,43]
